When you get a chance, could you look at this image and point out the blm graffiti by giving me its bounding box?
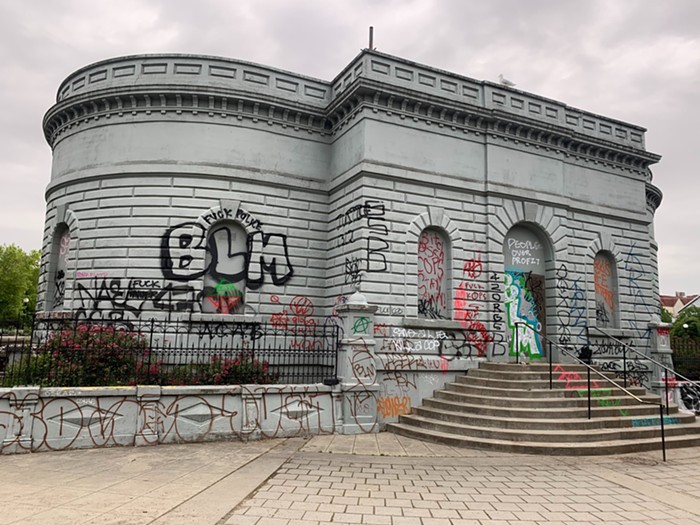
[161,212,293,314]
[72,206,293,320]
[332,200,389,285]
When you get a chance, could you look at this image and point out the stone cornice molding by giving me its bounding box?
[43,89,331,148]
[44,51,661,177]
[645,182,663,213]
[326,80,660,176]
[54,54,331,107]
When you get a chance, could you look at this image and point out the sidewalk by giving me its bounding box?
[1,434,699,524]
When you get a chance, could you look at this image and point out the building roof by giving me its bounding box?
[660,295,677,308]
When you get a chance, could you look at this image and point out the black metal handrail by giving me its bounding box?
[590,326,700,415]
[515,322,667,461]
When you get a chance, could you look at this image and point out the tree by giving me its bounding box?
[661,307,673,324]
[0,245,40,321]
[670,306,700,340]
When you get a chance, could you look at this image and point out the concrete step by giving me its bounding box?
[423,397,666,419]
[433,389,661,408]
[456,375,625,391]
[387,360,700,455]
[387,422,700,456]
[478,362,594,372]
[398,413,700,443]
[444,382,648,399]
[466,368,617,382]
[412,406,696,431]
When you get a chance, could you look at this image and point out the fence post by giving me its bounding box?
[334,289,379,435]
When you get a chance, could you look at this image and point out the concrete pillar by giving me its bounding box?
[241,389,263,440]
[648,322,677,405]
[335,290,379,434]
[135,385,161,446]
[2,387,40,453]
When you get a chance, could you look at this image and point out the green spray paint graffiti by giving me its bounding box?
[576,389,630,416]
[504,270,543,359]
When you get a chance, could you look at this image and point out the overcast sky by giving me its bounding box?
[0,0,698,295]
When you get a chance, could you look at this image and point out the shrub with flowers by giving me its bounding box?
[6,323,279,387]
[33,324,152,386]
[200,353,279,385]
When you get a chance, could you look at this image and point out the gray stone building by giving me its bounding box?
[38,50,665,402]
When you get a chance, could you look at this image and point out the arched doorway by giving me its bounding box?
[503,224,552,360]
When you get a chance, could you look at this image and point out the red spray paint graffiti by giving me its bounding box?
[454,255,492,357]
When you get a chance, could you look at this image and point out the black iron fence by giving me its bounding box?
[0,316,339,387]
[672,337,700,380]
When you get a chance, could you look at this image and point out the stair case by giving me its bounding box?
[388,361,700,455]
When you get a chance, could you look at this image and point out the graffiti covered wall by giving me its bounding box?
[36,51,663,387]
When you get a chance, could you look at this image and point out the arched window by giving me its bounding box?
[594,251,618,328]
[503,224,550,359]
[48,224,70,310]
[417,228,450,319]
[202,221,247,314]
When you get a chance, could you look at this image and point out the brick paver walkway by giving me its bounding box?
[226,451,699,525]
[2,433,699,524]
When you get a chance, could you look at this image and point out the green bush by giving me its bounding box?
[30,324,152,386]
[198,353,279,385]
[672,338,700,380]
[3,324,278,387]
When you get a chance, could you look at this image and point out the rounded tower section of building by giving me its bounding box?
[40,54,334,322]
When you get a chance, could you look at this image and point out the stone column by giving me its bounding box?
[335,290,379,434]
[648,322,676,404]
[241,389,263,440]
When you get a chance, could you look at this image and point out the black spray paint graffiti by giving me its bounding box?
[597,358,651,388]
[377,327,475,360]
[161,222,293,289]
[332,200,389,285]
[556,264,588,350]
[623,242,652,340]
[52,231,71,309]
[680,383,700,414]
[489,271,507,357]
[76,278,196,322]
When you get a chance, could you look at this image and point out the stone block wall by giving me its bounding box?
[36,50,665,397]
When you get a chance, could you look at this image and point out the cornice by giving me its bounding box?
[645,182,663,212]
[44,52,662,178]
[325,79,660,177]
[43,89,332,148]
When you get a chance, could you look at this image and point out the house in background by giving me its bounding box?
[661,292,699,318]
